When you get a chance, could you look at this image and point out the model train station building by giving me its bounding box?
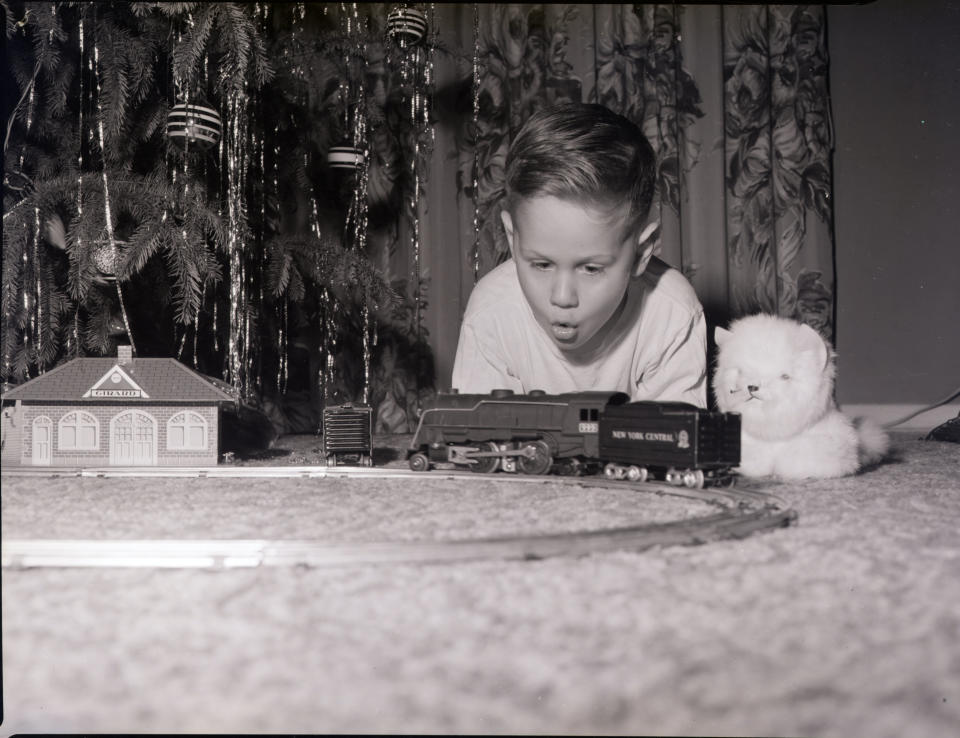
[1,346,234,467]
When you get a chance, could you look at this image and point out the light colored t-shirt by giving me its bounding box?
[451,256,707,407]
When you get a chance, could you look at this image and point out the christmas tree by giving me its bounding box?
[3,1,440,435]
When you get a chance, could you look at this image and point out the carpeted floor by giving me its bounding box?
[1,430,958,736]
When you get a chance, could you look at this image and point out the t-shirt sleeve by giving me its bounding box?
[635,308,707,408]
[451,322,524,394]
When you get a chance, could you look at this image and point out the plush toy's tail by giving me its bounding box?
[855,417,890,467]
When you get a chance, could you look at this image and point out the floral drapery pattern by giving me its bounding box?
[590,5,704,226]
[422,3,836,386]
[453,4,706,275]
[453,4,585,276]
[723,5,834,334]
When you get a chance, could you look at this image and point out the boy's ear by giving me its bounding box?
[632,220,659,276]
[500,209,516,257]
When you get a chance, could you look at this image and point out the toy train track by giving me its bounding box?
[1,466,797,569]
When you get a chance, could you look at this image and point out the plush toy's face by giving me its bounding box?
[714,315,835,440]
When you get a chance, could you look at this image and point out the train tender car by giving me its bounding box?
[322,403,373,467]
[406,389,741,488]
[597,400,740,488]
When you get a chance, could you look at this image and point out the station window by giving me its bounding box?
[167,411,207,450]
[58,411,99,450]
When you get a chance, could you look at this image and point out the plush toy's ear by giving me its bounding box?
[798,322,830,369]
[715,326,733,346]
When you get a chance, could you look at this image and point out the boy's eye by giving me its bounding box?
[530,261,552,271]
[582,264,605,275]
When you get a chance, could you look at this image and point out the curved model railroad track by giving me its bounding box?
[1,466,798,569]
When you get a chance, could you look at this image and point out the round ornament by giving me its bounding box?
[92,240,122,280]
[327,144,365,171]
[166,102,222,149]
[387,6,428,45]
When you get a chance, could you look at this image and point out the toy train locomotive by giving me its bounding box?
[406,389,741,488]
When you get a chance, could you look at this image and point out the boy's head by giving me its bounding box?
[499,103,660,354]
[502,102,658,233]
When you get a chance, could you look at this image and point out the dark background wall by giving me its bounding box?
[828,0,960,406]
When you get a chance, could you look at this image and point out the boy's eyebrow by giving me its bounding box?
[520,245,621,264]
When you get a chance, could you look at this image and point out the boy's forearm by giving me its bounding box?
[636,310,707,407]
[451,325,520,394]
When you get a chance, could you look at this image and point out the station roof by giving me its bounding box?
[1,356,235,404]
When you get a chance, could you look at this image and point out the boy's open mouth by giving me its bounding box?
[551,322,578,341]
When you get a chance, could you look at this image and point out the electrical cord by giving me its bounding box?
[882,385,960,429]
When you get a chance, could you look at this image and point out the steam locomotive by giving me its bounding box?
[406,389,741,488]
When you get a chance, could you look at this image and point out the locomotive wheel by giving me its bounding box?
[603,463,618,480]
[408,452,430,472]
[626,466,648,483]
[518,440,552,475]
[682,470,705,489]
[470,441,501,474]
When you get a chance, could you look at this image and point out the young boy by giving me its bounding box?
[451,102,707,407]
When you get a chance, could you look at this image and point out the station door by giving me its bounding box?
[111,410,156,465]
[31,416,52,465]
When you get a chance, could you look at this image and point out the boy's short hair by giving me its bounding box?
[503,103,657,235]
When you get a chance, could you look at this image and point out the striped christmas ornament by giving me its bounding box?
[327,144,365,170]
[166,102,222,149]
[387,6,428,45]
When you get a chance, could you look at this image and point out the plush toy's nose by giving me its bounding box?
[747,384,759,393]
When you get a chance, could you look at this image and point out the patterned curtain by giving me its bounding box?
[420,3,835,389]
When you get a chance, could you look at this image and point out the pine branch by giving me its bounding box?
[121,218,166,280]
[81,291,119,355]
[265,246,293,299]
[3,0,19,39]
[287,262,306,303]
[130,3,199,19]
[3,57,40,155]
[264,234,401,315]
[139,98,169,141]
[1,220,27,316]
[213,3,273,90]
[162,232,203,324]
[27,3,67,75]
[171,3,215,93]
[171,2,273,95]
[35,258,72,367]
[95,19,134,144]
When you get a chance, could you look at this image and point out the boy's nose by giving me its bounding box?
[550,274,578,308]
